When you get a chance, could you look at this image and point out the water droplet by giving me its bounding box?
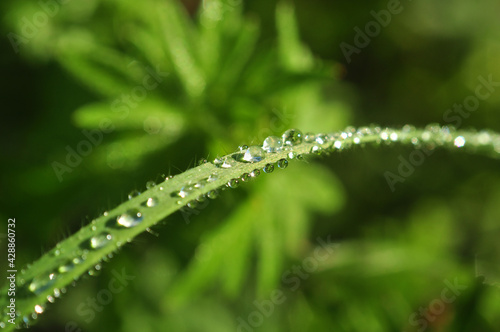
[333,141,343,149]
[390,132,398,141]
[214,156,237,168]
[73,256,84,265]
[263,163,274,173]
[241,173,251,182]
[194,182,204,189]
[250,169,260,178]
[207,174,218,182]
[315,134,327,146]
[146,181,156,189]
[228,179,239,188]
[282,129,303,146]
[207,190,219,199]
[186,200,198,209]
[288,151,297,159]
[58,261,75,273]
[380,130,390,141]
[296,154,304,160]
[34,305,44,314]
[304,133,316,143]
[53,288,61,298]
[454,136,465,148]
[128,190,140,200]
[47,295,55,303]
[117,209,143,228]
[29,273,57,295]
[144,197,158,207]
[310,145,322,155]
[176,186,192,198]
[277,159,288,169]
[241,146,264,163]
[262,136,283,153]
[90,233,113,249]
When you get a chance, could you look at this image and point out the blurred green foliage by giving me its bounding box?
[1,0,500,331]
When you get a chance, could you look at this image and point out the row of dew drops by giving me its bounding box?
[8,129,302,328]
[6,125,499,328]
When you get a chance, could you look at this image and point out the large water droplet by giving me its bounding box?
[240,146,264,163]
[262,136,283,153]
[90,233,113,249]
[117,209,143,228]
[29,273,57,295]
[282,129,303,146]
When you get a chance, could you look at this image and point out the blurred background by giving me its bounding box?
[1,0,500,331]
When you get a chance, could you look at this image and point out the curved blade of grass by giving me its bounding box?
[1,124,499,330]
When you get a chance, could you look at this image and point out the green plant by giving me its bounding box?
[3,0,500,331]
[2,124,500,330]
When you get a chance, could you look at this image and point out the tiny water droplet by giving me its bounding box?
[277,159,288,169]
[117,209,143,228]
[187,200,198,209]
[53,288,61,298]
[262,136,283,153]
[144,197,158,207]
[304,133,316,143]
[315,134,327,146]
[207,174,218,182]
[310,145,322,155]
[128,190,140,200]
[58,261,75,273]
[228,179,239,188]
[454,136,465,148]
[288,151,297,159]
[34,305,44,314]
[29,273,57,295]
[90,233,113,249]
[73,256,84,265]
[241,146,264,163]
[282,129,303,146]
[241,173,251,182]
[239,144,249,151]
[47,295,55,303]
[250,169,260,178]
[214,157,237,168]
[146,181,156,189]
[207,190,219,199]
[263,163,274,173]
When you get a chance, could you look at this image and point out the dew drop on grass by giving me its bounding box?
[207,190,219,199]
[34,304,44,314]
[263,163,274,173]
[228,179,239,188]
[29,273,57,295]
[241,173,251,182]
[128,190,140,200]
[146,181,156,189]
[58,261,75,273]
[117,209,143,228]
[90,233,113,249]
[143,197,158,207]
[262,136,283,153]
[241,146,264,163]
[282,129,303,146]
[250,169,260,178]
[454,136,466,148]
[277,159,288,169]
